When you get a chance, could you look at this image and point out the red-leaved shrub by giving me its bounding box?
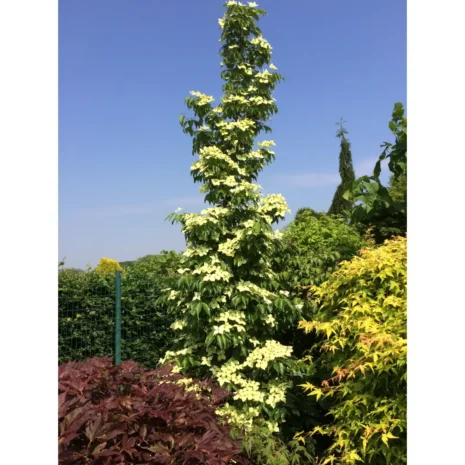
[59,358,249,465]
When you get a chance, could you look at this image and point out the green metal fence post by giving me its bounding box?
[114,270,122,366]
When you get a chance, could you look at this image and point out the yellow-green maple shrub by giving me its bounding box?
[159,0,305,442]
[298,236,406,465]
[95,257,123,276]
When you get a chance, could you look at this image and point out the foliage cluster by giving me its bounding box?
[299,237,407,464]
[59,357,249,465]
[59,251,182,367]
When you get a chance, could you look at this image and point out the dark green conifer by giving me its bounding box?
[328,120,356,216]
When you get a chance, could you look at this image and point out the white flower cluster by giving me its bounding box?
[222,94,274,106]
[259,194,290,219]
[216,403,260,432]
[215,310,246,325]
[223,94,249,104]
[212,176,239,187]
[250,35,272,51]
[231,180,262,194]
[168,290,179,301]
[211,310,247,335]
[189,91,214,106]
[170,319,187,331]
[208,340,292,414]
[263,314,276,327]
[265,382,288,408]
[237,64,254,76]
[193,146,239,173]
[199,206,229,217]
[217,118,256,134]
[236,280,276,305]
[213,359,243,386]
[237,150,264,161]
[213,321,245,335]
[234,379,265,403]
[183,213,219,231]
[159,347,192,365]
[243,340,293,370]
[201,356,212,367]
[257,140,276,148]
[192,261,233,282]
[225,0,258,7]
[255,69,273,83]
[249,95,275,105]
[218,233,241,257]
[177,268,190,275]
[266,421,279,433]
[183,246,211,258]
[273,230,284,240]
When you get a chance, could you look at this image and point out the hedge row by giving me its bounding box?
[58,252,181,368]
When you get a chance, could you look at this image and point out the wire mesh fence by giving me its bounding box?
[59,268,174,368]
[58,272,115,364]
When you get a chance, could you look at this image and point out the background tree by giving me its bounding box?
[327,120,356,217]
[345,103,407,243]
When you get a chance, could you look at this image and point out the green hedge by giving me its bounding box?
[58,251,182,368]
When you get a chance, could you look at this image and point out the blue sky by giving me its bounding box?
[59,0,406,269]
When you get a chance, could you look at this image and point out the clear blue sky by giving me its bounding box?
[59,0,406,269]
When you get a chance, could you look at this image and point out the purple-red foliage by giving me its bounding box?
[59,357,249,465]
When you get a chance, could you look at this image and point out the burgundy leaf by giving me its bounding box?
[58,357,248,465]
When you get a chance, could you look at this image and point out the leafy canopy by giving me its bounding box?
[282,208,363,294]
[160,0,302,438]
[299,237,407,465]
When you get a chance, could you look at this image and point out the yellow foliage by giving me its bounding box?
[95,257,123,276]
[299,236,407,464]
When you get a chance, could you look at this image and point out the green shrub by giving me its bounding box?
[95,257,123,275]
[298,237,407,465]
[281,209,363,296]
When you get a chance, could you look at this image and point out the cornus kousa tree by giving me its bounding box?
[159,1,301,434]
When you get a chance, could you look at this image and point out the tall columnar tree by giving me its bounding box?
[327,120,356,216]
[159,1,301,434]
